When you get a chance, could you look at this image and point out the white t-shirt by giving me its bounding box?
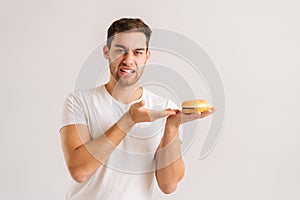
[60,85,182,200]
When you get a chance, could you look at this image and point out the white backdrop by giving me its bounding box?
[1,0,299,199]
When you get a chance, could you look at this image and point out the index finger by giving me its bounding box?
[149,109,177,121]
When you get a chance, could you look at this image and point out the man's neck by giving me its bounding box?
[105,82,143,104]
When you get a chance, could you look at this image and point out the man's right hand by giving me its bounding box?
[129,100,177,124]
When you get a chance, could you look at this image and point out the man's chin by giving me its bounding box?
[116,80,139,88]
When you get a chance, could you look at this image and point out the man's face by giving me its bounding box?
[104,32,150,87]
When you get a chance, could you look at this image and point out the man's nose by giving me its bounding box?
[122,51,134,66]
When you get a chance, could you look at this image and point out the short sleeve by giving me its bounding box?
[166,100,184,142]
[59,92,87,132]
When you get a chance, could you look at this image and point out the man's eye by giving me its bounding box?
[116,49,125,54]
[134,51,143,55]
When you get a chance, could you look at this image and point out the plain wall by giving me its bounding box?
[0,0,299,199]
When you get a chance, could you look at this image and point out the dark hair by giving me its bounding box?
[106,18,152,49]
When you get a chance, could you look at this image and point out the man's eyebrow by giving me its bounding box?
[114,44,126,49]
[134,48,146,51]
[114,44,146,51]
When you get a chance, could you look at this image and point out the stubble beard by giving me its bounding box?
[109,63,145,88]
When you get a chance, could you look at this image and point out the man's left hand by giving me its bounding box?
[165,107,216,133]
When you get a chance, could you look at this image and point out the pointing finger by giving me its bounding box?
[149,110,176,121]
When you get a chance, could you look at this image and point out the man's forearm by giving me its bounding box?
[68,112,134,182]
[155,127,185,194]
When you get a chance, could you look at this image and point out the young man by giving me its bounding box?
[60,18,215,200]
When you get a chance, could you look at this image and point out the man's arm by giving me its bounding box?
[60,100,176,183]
[60,112,134,183]
[155,126,184,194]
[155,108,215,194]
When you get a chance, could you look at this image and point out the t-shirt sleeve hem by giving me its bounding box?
[58,122,88,134]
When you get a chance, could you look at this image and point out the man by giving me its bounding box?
[60,18,215,200]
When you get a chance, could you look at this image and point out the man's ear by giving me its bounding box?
[103,45,109,59]
[145,50,151,63]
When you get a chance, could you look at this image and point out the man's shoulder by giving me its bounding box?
[66,86,104,101]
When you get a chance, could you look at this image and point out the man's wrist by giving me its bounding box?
[117,112,135,133]
[165,124,179,135]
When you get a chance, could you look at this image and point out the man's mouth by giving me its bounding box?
[119,67,136,75]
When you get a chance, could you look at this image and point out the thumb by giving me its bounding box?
[131,100,145,110]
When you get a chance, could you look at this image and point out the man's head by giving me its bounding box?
[106,18,152,50]
[103,18,152,88]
